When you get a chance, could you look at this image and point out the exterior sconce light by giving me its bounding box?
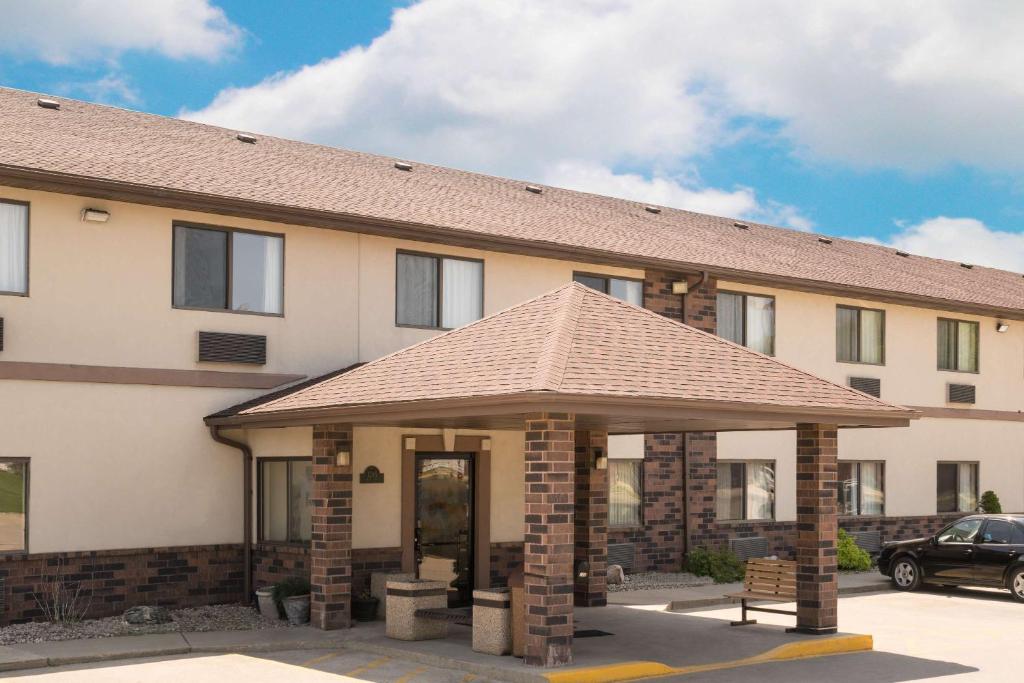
[335,450,351,467]
[81,208,110,223]
[996,321,1009,333]
[594,447,608,470]
[481,438,492,451]
[671,281,689,295]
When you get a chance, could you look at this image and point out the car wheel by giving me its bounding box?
[891,556,921,591]
[1009,568,1024,603]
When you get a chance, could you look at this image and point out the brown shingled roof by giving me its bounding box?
[207,283,916,431]
[2,87,1019,318]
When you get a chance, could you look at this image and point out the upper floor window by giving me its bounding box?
[173,224,284,315]
[716,460,775,521]
[0,459,28,553]
[717,292,775,355]
[838,461,884,516]
[0,200,28,296]
[573,273,642,306]
[396,251,483,329]
[937,462,978,513]
[608,459,643,527]
[259,458,312,543]
[937,319,979,373]
[836,305,884,365]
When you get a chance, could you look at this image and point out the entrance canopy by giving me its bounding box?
[207,283,916,432]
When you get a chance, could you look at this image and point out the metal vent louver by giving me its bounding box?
[607,543,635,572]
[948,383,976,404]
[198,331,267,365]
[729,537,769,561]
[848,376,881,398]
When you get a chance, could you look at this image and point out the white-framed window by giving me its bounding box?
[608,459,643,527]
[937,462,978,513]
[937,319,979,373]
[717,291,775,355]
[0,459,28,553]
[396,251,483,329]
[258,458,312,543]
[838,461,884,516]
[572,273,643,306]
[716,461,775,521]
[0,199,29,296]
[173,224,284,315]
[837,305,885,365]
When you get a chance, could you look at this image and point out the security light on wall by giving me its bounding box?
[335,450,351,467]
[996,321,1009,333]
[671,281,689,295]
[81,208,110,223]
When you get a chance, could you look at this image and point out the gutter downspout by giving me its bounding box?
[210,426,253,604]
[680,270,708,559]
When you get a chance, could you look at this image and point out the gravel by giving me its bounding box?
[0,604,294,647]
[608,571,715,592]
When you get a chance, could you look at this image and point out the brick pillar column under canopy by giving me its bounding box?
[793,423,839,635]
[310,423,353,630]
[574,430,608,608]
[523,412,576,667]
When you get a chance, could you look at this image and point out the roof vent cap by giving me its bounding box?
[644,205,661,214]
[236,133,257,144]
[37,97,60,110]
[960,262,974,270]
[818,236,833,244]
[733,221,749,230]
[394,161,413,171]
[525,185,543,194]
[895,250,910,257]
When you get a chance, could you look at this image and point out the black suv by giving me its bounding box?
[878,515,1024,602]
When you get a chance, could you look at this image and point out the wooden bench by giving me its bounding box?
[725,558,797,626]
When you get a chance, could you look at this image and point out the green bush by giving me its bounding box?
[686,547,745,583]
[837,529,872,571]
[980,490,1002,514]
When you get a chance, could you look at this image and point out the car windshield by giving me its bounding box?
[937,518,983,543]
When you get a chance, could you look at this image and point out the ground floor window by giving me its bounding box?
[608,459,643,527]
[838,461,885,516]
[937,462,978,513]
[0,459,28,552]
[259,458,312,543]
[716,461,775,521]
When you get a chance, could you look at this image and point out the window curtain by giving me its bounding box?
[859,309,884,364]
[746,295,775,355]
[609,278,643,306]
[288,460,312,541]
[836,307,858,362]
[0,202,28,294]
[261,235,284,314]
[837,462,856,515]
[230,233,284,314]
[746,462,775,520]
[860,462,884,515]
[937,320,957,370]
[957,323,978,372]
[260,461,288,542]
[609,460,642,527]
[717,293,744,345]
[441,258,483,328]
[397,253,438,326]
[958,463,977,512]
[716,462,744,520]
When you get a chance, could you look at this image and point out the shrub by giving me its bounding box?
[686,547,745,583]
[980,490,1002,514]
[272,576,311,609]
[837,529,872,571]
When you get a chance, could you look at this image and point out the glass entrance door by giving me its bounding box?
[415,455,474,606]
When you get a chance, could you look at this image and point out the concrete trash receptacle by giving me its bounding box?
[385,579,449,641]
[472,588,512,655]
[371,571,415,620]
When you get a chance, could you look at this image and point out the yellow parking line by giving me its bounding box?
[395,665,429,682]
[345,656,392,677]
[301,651,340,667]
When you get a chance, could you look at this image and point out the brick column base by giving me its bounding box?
[310,423,353,630]
[793,423,839,635]
[523,413,575,667]
[574,430,608,608]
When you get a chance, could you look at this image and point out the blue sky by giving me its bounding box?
[1,1,1022,271]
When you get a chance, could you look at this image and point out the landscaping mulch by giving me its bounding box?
[608,571,715,592]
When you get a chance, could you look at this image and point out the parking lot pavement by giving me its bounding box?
[256,648,501,682]
[666,585,1017,681]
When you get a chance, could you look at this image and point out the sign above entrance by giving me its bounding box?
[359,465,384,484]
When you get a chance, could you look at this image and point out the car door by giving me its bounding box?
[924,518,983,582]
[973,519,1019,585]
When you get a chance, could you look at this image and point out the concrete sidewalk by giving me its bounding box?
[608,570,890,609]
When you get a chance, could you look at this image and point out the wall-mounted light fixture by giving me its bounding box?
[481,438,492,451]
[996,321,1009,333]
[335,450,351,467]
[594,447,608,470]
[671,281,689,295]
[81,208,110,223]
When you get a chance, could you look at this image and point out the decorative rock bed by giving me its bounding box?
[607,571,715,592]
[0,604,293,647]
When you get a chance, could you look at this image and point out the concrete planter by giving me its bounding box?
[282,594,310,625]
[255,588,278,620]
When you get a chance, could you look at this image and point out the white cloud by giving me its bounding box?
[857,217,1024,272]
[542,161,813,231]
[0,0,242,64]
[61,73,141,106]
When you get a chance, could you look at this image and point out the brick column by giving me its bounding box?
[574,430,607,607]
[794,423,839,635]
[523,412,576,667]
[310,423,353,630]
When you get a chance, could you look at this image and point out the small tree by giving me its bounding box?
[980,490,1002,514]
[837,529,872,571]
